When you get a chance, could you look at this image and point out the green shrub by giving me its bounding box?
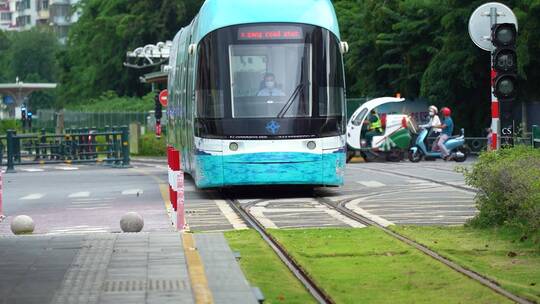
[138,133,166,156]
[462,146,540,241]
[0,119,20,135]
[66,91,154,113]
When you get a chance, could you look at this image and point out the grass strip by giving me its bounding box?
[224,230,316,304]
[269,228,511,304]
[393,226,540,303]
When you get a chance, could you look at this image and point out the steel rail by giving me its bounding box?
[316,195,534,304]
[223,193,334,304]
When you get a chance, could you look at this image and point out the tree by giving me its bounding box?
[7,29,59,82]
[0,30,11,83]
[334,0,540,135]
[0,29,60,110]
[59,0,203,104]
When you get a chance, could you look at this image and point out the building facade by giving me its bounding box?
[0,0,79,43]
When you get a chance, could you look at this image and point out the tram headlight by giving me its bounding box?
[229,142,239,151]
[307,141,317,150]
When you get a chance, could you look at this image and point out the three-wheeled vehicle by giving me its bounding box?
[346,97,415,162]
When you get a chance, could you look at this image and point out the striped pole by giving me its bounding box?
[490,7,500,151]
[491,68,500,150]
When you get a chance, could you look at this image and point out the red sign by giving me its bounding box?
[159,89,168,107]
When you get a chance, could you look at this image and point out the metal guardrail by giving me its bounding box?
[426,135,534,154]
[533,125,540,148]
[0,126,130,172]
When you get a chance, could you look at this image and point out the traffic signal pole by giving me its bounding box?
[469,3,517,151]
[490,7,501,150]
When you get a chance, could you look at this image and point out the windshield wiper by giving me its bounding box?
[277,83,304,118]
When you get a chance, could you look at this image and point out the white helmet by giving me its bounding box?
[429,105,438,114]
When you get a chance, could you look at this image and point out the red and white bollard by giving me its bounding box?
[176,170,186,231]
[167,146,185,230]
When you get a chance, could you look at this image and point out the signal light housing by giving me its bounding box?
[491,23,517,47]
[493,47,517,72]
[491,23,518,102]
[494,74,517,101]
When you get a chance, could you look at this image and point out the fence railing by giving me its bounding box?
[425,135,534,154]
[533,125,540,148]
[36,110,152,131]
[0,126,130,172]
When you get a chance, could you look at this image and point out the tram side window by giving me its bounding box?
[318,32,345,117]
[196,40,225,119]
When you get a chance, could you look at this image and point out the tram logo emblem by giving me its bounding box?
[266,120,280,134]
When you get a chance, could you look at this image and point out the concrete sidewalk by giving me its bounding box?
[0,232,259,304]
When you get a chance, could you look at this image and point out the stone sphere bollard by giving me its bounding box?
[11,215,35,235]
[120,212,144,233]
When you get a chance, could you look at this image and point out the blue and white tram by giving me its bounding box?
[167,0,348,188]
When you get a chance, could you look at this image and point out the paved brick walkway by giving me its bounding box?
[0,232,259,304]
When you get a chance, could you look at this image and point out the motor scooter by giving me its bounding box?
[408,127,468,162]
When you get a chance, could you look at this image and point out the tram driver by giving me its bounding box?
[257,73,286,97]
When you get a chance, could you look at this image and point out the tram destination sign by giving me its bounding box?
[238,26,303,40]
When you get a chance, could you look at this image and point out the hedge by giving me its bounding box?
[462,146,540,243]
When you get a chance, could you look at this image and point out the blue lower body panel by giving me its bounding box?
[194,152,345,188]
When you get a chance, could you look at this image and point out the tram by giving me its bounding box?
[167,0,349,188]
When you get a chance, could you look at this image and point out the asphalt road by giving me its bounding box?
[0,158,478,235]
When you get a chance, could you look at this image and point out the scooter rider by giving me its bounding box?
[432,107,454,160]
[420,105,441,137]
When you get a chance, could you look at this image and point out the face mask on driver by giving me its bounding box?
[429,111,435,116]
[265,81,275,88]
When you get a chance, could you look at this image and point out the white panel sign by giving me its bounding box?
[469,2,518,52]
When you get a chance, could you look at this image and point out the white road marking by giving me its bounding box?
[20,193,45,200]
[214,200,249,230]
[68,192,90,198]
[21,168,44,172]
[47,226,109,235]
[346,198,395,227]
[357,181,385,188]
[55,166,79,171]
[72,198,114,202]
[324,209,366,228]
[249,206,278,229]
[122,189,143,195]
[66,207,112,210]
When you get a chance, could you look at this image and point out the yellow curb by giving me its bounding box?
[183,233,214,304]
[349,156,365,163]
[158,183,174,219]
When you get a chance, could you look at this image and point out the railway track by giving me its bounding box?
[224,180,533,304]
[224,192,335,304]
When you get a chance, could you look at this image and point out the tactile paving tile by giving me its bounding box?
[51,234,116,304]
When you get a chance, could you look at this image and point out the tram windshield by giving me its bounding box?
[229,43,311,118]
[195,23,346,138]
